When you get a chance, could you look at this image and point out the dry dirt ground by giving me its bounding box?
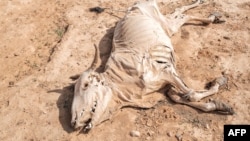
[0,0,249,140]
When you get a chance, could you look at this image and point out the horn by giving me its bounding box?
[87,44,99,71]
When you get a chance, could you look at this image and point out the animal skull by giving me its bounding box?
[71,45,113,131]
[71,71,113,131]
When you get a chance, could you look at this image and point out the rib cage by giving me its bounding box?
[103,0,177,97]
[112,1,175,67]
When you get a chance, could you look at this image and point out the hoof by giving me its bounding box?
[215,76,228,87]
[211,12,222,18]
[193,0,203,4]
[209,12,225,23]
[200,0,205,4]
[205,76,228,89]
[211,100,234,115]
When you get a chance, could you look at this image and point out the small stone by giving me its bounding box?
[175,131,183,141]
[146,119,153,127]
[9,81,14,87]
[175,134,182,141]
[167,131,173,137]
[205,124,210,129]
[141,118,147,125]
[147,130,155,136]
[130,130,140,137]
[173,115,177,119]
[223,36,230,40]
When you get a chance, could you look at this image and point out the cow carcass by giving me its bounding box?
[71,0,234,132]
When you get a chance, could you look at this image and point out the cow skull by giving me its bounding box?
[71,45,112,132]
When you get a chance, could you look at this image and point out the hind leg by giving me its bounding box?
[171,0,203,17]
[167,89,234,114]
[166,0,223,36]
[182,76,228,101]
[187,12,223,24]
[168,12,223,35]
[162,67,228,101]
[171,74,228,102]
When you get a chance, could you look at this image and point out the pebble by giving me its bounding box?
[147,130,155,136]
[8,81,14,87]
[175,131,183,141]
[205,124,210,129]
[130,130,140,137]
[146,119,153,127]
[223,36,230,40]
[167,131,173,137]
[175,134,182,141]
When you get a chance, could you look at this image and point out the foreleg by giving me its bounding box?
[171,0,203,16]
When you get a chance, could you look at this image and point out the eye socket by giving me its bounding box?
[84,83,89,88]
[82,83,89,90]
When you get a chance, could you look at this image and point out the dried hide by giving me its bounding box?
[104,0,176,106]
[71,0,233,132]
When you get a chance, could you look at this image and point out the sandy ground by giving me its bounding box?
[0,0,249,140]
